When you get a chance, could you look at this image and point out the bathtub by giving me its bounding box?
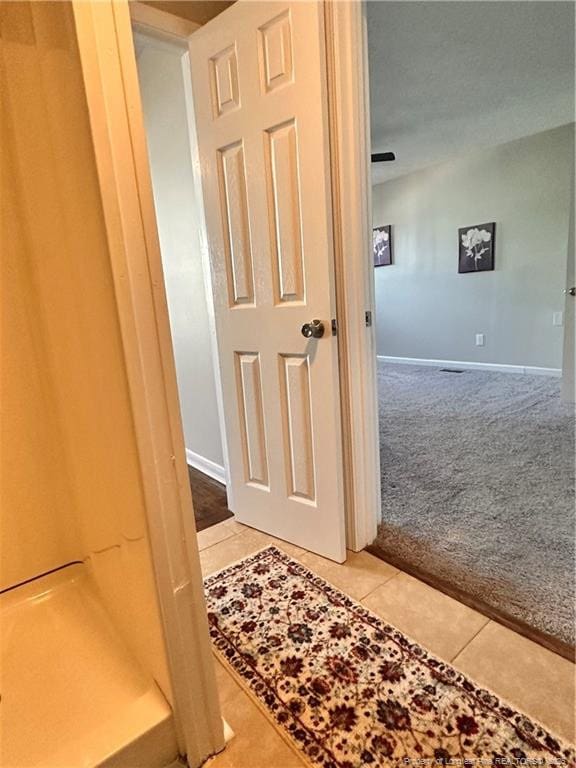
[0,564,177,767]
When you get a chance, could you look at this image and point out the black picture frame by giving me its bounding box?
[458,222,495,273]
[373,225,392,267]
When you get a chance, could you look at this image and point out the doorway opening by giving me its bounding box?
[131,0,349,563]
[365,1,575,659]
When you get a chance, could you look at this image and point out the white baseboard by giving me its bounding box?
[185,449,227,485]
[523,366,562,377]
[377,355,561,377]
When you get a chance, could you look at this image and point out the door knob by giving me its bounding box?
[569,287,576,297]
[301,319,324,338]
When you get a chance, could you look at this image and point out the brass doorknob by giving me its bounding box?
[301,319,324,339]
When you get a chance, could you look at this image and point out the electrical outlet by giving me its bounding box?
[553,311,563,327]
[475,333,485,347]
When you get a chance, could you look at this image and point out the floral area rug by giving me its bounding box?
[204,546,575,767]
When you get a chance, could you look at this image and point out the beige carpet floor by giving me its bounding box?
[374,362,575,647]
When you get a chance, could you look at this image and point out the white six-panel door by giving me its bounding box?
[188,0,346,561]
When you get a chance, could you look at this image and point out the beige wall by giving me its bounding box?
[1,1,169,697]
[1,89,80,589]
[372,124,574,369]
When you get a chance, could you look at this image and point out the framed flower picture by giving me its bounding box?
[458,222,495,273]
[373,225,392,267]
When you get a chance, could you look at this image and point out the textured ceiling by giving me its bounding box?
[367,2,575,184]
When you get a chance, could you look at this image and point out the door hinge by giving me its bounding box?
[331,318,338,336]
[365,310,372,327]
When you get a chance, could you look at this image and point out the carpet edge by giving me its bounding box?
[366,541,575,663]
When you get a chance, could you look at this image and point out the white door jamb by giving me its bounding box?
[324,0,380,551]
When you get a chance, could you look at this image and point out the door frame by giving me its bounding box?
[325,1,380,551]
[561,172,575,402]
[71,0,378,759]
[71,2,224,765]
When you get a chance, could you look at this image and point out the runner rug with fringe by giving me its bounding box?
[204,546,574,767]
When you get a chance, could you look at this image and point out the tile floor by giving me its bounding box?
[199,519,575,767]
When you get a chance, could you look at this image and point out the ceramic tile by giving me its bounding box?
[299,550,398,600]
[453,621,576,743]
[239,527,306,560]
[213,659,243,709]
[218,520,307,560]
[205,674,305,768]
[197,522,237,552]
[362,571,489,660]
[224,519,249,536]
[199,534,264,576]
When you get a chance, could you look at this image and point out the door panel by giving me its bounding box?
[188,0,346,561]
[219,142,254,306]
[236,351,268,487]
[279,354,315,501]
[266,120,305,304]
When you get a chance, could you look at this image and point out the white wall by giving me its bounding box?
[136,35,224,471]
[372,124,574,369]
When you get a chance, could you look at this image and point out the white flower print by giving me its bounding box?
[461,227,492,270]
[373,227,390,264]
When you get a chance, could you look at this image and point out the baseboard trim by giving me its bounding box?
[377,355,561,377]
[186,449,226,485]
